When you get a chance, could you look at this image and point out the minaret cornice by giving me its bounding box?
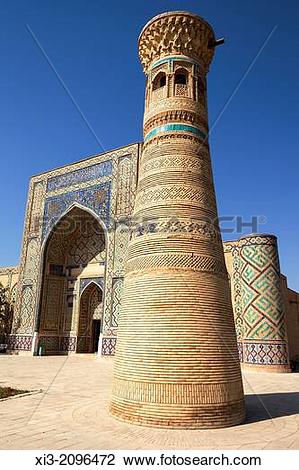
[138,11,216,74]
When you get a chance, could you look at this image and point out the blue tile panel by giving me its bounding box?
[144,124,207,142]
[42,181,111,240]
[46,160,113,192]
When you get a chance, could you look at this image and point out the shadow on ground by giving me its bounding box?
[245,392,299,423]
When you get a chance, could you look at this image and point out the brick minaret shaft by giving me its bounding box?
[110,11,246,428]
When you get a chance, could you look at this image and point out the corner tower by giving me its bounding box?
[110,11,246,428]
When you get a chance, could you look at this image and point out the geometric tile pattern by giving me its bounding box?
[223,234,290,369]
[243,342,288,365]
[125,253,226,275]
[101,337,117,355]
[240,239,285,341]
[13,287,35,335]
[232,248,244,341]
[7,335,33,351]
[239,235,288,366]
[135,185,216,213]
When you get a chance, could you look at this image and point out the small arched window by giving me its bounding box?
[153,72,166,90]
[174,68,188,85]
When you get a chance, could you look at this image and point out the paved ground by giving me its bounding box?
[0,355,299,450]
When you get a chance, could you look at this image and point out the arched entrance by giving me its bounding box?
[38,206,106,354]
[77,283,103,353]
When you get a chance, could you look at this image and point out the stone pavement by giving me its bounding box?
[0,355,298,450]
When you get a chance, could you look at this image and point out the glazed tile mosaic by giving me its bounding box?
[42,181,112,240]
[46,160,112,192]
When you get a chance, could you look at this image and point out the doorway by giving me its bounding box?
[92,320,101,353]
[77,282,103,353]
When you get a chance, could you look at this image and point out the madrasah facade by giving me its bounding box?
[0,11,298,376]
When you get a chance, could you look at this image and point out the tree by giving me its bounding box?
[0,283,13,343]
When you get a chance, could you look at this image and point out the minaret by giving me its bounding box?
[110,11,246,429]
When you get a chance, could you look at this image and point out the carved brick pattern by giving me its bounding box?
[144,97,207,122]
[144,110,207,135]
[126,253,226,275]
[29,182,44,236]
[111,278,124,327]
[135,185,216,211]
[10,283,18,304]
[141,154,212,178]
[142,139,209,160]
[116,156,135,217]
[113,378,244,404]
[131,218,220,241]
[23,238,39,285]
[103,230,115,332]
[137,169,216,193]
[12,287,35,334]
[143,132,209,151]
[113,224,130,276]
[152,87,167,101]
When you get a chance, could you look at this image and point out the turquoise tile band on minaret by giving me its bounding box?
[144,123,207,142]
[149,56,199,71]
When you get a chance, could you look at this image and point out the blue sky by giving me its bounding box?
[0,0,298,289]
